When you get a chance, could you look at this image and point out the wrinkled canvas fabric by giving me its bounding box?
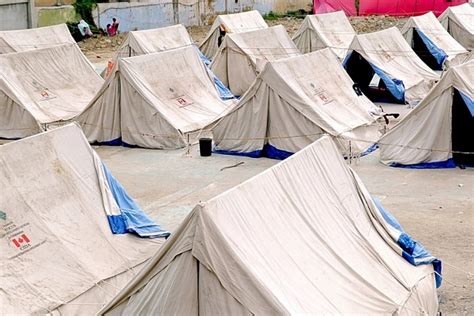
[0,44,103,139]
[211,25,301,96]
[439,3,474,50]
[402,12,467,64]
[199,10,268,60]
[379,60,473,166]
[0,24,75,54]
[347,27,439,103]
[213,49,382,158]
[76,45,233,148]
[0,124,164,314]
[293,11,356,60]
[100,136,439,315]
[115,24,193,59]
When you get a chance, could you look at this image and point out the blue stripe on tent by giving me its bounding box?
[415,28,447,68]
[343,51,405,102]
[370,64,406,102]
[101,162,170,238]
[213,148,263,158]
[389,158,456,169]
[214,144,295,160]
[93,138,123,146]
[213,76,235,100]
[361,143,379,156]
[342,51,352,67]
[195,45,236,101]
[372,197,442,288]
[196,46,211,66]
[459,90,474,117]
[262,143,294,160]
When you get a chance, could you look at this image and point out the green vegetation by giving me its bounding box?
[73,0,97,27]
[263,9,309,20]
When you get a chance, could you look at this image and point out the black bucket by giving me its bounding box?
[199,138,212,157]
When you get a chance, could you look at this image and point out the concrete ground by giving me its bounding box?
[97,143,473,315]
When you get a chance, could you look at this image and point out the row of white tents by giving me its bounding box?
[1,123,442,314]
[0,6,473,167]
[1,8,466,314]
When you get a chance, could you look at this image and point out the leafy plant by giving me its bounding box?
[73,0,97,28]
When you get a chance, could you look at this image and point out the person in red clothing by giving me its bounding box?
[106,18,119,36]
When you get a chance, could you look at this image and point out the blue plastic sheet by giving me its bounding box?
[389,158,456,169]
[195,45,235,100]
[102,162,170,238]
[372,197,442,288]
[459,90,474,117]
[214,143,294,160]
[415,28,447,68]
[344,51,406,102]
[370,64,406,102]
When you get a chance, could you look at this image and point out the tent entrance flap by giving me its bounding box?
[452,90,474,167]
[344,51,405,103]
[413,29,446,70]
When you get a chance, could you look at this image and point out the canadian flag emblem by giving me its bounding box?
[12,234,30,248]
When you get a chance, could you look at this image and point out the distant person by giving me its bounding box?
[111,17,119,34]
[106,24,115,37]
[217,23,226,47]
[77,20,92,37]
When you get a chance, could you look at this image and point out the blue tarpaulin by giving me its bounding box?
[389,158,456,169]
[372,197,442,288]
[101,163,170,238]
[459,90,474,117]
[415,28,447,69]
[370,64,406,102]
[196,46,235,100]
[343,52,406,102]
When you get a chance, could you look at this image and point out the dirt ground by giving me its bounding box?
[79,15,408,63]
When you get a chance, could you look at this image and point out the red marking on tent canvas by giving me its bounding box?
[12,234,30,248]
[313,87,333,104]
[174,96,193,108]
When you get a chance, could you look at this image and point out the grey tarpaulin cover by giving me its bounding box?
[213,48,382,158]
[199,10,268,60]
[0,24,75,54]
[379,60,473,168]
[346,27,439,104]
[0,124,164,314]
[292,11,356,60]
[439,3,474,50]
[401,12,467,67]
[211,25,301,96]
[76,45,233,148]
[99,135,439,315]
[0,43,103,139]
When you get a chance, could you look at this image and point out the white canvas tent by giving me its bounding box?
[76,45,232,149]
[292,11,356,60]
[0,24,75,54]
[0,43,103,139]
[0,123,169,315]
[114,24,193,58]
[199,10,268,59]
[379,60,474,168]
[99,135,440,315]
[102,24,195,78]
[210,25,301,96]
[212,49,382,159]
[345,27,439,104]
[439,3,474,50]
[402,12,467,70]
